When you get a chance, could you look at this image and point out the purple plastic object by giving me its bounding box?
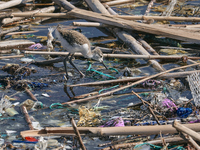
[100,117,124,127]
[189,120,200,123]
[162,98,177,110]
[28,43,43,49]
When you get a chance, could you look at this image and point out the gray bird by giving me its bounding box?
[54,25,107,78]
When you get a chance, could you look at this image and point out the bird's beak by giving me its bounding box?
[102,61,108,69]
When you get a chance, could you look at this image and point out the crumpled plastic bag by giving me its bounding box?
[77,106,101,127]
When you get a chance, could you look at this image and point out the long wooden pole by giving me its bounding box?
[24,51,200,60]
[67,70,200,87]
[67,8,200,43]
[11,12,200,22]
[20,123,200,137]
[0,0,33,10]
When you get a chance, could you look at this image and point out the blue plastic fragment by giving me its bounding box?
[12,140,38,144]
[177,107,192,118]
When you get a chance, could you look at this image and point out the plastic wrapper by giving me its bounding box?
[77,106,101,127]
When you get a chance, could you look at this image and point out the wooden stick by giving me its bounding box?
[2,6,59,25]
[24,51,200,60]
[25,88,38,101]
[104,0,135,6]
[24,2,54,6]
[132,91,160,125]
[62,62,200,105]
[20,123,200,138]
[0,25,29,37]
[173,120,200,142]
[0,55,24,59]
[187,135,200,150]
[21,105,34,130]
[144,0,156,16]
[73,22,109,27]
[101,136,187,150]
[66,8,200,43]
[0,0,33,10]
[0,40,35,50]
[71,118,86,150]
[10,12,200,22]
[68,70,200,87]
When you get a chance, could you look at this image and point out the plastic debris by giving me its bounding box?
[5,107,19,116]
[177,107,193,118]
[100,117,124,127]
[21,99,35,111]
[42,93,50,97]
[0,96,12,116]
[28,43,43,50]
[161,98,177,111]
[77,106,101,127]
[142,79,162,89]
[34,137,48,150]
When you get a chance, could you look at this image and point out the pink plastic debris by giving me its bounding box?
[162,98,177,110]
[100,117,124,127]
[28,43,44,50]
[189,120,200,123]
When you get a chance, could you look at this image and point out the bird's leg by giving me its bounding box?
[69,54,85,78]
[63,53,71,79]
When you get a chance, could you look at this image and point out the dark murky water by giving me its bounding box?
[0,0,200,149]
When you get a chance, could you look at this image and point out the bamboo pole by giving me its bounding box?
[0,40,35,50]
[20,123,200,137]
[10,12,200,22]
[0,55,24,59]
[62,62,200,105]
[24,51,200,60]
[2,6,59,25]
[0,25,29,37]
[173,120,200,142]
[73,22,109,27]
[0,0,33,10]
[101,136,187,150]
[67,8,200,43]
[71,118,86,150]
[187,135,200,150]
[104,0,135,6]
[67,70,200,87]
